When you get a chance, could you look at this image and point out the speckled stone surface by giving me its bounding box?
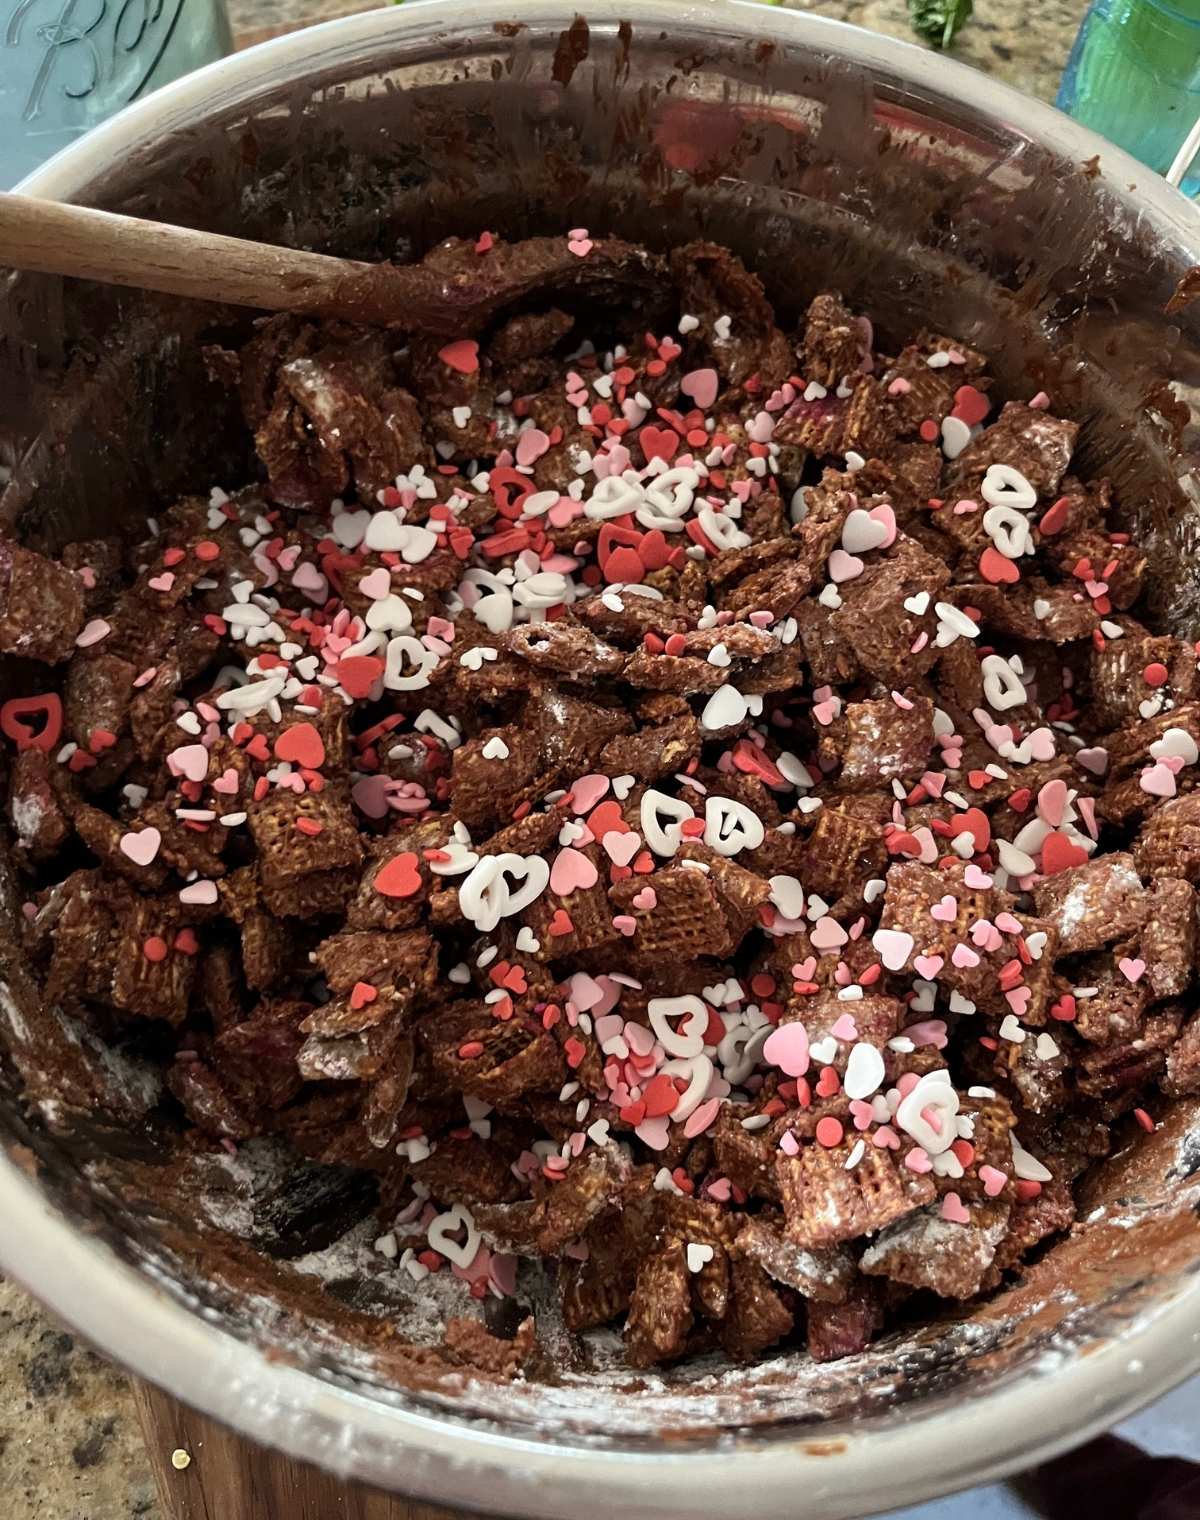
[229,0,1084,103]
[0,1,1098,1516]
[0,1277,159,1518]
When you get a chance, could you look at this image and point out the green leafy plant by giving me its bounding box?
[908,0,974,49]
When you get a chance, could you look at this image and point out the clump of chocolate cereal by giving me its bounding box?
[3,229,1198,1373]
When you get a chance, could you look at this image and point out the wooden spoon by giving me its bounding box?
[0,193,664,336]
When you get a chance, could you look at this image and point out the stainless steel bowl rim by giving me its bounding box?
[9,4,1200,1514]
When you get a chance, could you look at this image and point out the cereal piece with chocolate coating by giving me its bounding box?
[623,1242,695,1368]
[1031,852,1146,956]
[819,691,934,791]
[0,539,85,663]
[1142,878,1198,997]
[795,795,891,904]
[806,1280,884,1363]
[830,535,951,685]
[735,1216,855,1302]
[249,783,363,917]
[1133,794,1200,882]
[859,1199,1011,1299]
[777,1139,935,1248]
[111,897,195,1024]
[608,863,733,961]
[7,749,70,863]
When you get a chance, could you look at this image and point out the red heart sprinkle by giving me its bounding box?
[1038,497,1070,536]
[274,722,325,769]
[604,546,644,585]
[638,425,679,465]
[0,694,63,753]
[950,808,991,852]
[638,529,674,571]
[586,800,629,837]
[350,981,378,1010]
[438,339,479,374]
[979,546,1020,584]
[1040,831,1088,875]
[548,908,574,936]
[642,1074,680,1117]
[951,384,990,426]
[335,655,385,699]
[374,852,422,898]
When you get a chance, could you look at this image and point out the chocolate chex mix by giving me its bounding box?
[3,230,1197,1372]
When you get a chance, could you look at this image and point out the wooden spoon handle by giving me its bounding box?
[0,193,399,322]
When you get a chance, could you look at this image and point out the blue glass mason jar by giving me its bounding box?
[1058,0,1200,194]
[1,0,233,188]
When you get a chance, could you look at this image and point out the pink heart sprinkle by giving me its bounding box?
[358,567,391,599]
[595,1014,624,1043]
[1005,986,1032,1017]
[763,1021,810,1078]
[792,957,818,981]
[1076,746,1109,776]
[567,238,594,257]
[904,1019,949,1049]
[570,774,611,814]
[1118,956,1146,984]
[930,894,958,923]
[119,827,161,867]
[812,699,838,726]
[963,864,993,889]
[873,1125,901,1150]
[179,880,218,906]
[779,1130,801,1156]
[995,912,1023,935]
[1140,761,1177,799]
[867,502,897,547]
[913,954,944,979]
[970,920,1003,952]
[212,768,240,796]
[951,943,980,969]
[979,1165,1008,1198]
[515,428,550,466]
[905,1147,933,1174]
[550,848,599,897]
[352,775,392,819]
[952,498,979,515]
[148,572,175,593]
[828,548,865,583]
[1037,778,1069,827]
[292,562,327,596]
[1028,728,1057,761]
[612,914,638,937]
[168,744,210,783]
[75,619,110,647]
[810,915,848,951]
[850,1099,876,1130]
[706,1177,733,1202]
[602,830,641,868]
[634,1115,670,1150]
[684,1097,722,1138]
[631,886,657,911]
[625,1023,655,1057]
[830,1013,859,1042]
[940,1192,971,1224]
[679,367,720,410]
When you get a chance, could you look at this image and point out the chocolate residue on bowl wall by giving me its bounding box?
[1,9,1199,1451]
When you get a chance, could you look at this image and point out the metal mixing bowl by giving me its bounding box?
[2,4,1200,1515]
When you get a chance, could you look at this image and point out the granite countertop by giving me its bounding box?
[0,1,1124,1516]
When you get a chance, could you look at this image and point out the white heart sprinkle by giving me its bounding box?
[686,1242,714,1273]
